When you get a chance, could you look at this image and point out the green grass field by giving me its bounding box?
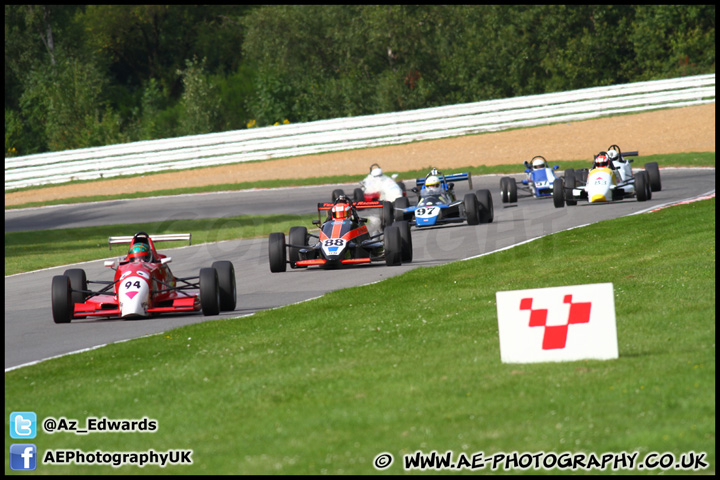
[5,152,715,210]
[5,198,715,475]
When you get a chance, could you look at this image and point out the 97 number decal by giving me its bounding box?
[416,207,437,217]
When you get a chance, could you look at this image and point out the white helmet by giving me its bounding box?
[425,175,441,188]
[607,149,619,161]
[371,166,383,177]
[531,157,547,170]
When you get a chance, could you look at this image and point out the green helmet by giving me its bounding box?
[128,243,150,262]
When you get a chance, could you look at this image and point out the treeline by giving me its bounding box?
[5,5,715,157]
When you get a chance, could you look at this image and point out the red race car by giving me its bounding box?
[268,196,412,271]
[51,231,236,323]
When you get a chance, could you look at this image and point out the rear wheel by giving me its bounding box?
[211,261,236,311]
[353,188,365,202]
[331,189,345,201]
[635,171,649,201]
[476,189,494,223]
[51,275,73,324]
[464,193,480,225]
[644,162,662,192]
[553,178,565,208]
[396,221,413,263]
[63,268,87,307]
[268,232,287,272]
[383,226,402,266]
[382,201,394,230]
[288,226,308,268]
[199,267,220,316]
[500,177,509,203]
[393,196,409,222]
[564,168,575,183]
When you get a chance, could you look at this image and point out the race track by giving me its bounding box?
[4,168,715,369]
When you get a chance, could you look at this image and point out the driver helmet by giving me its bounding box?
[370,166,383,177]
[331,197,352,220]
[128,243,151,263]
[607,149,620,162]
[425,175,442,194]
[594,152,610,169]
[531,157,547,170]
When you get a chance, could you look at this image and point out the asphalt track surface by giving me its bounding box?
[5,169,715,370]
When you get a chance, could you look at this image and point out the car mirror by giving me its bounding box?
[358,217,367,223]
[161,257,172,265]
[524,168,532,173]
[312,219,321,225]
[524,161,530,168]
[447,182,454,190]
[627,158,634,163]
[411,187,418,193]
[553,165,559,170]
[104,260,117,268]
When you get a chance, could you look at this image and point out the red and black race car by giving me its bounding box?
[268,196,412,271]
[51,231,236,323]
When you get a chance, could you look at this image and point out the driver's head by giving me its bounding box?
[531,157,547,170]
[425,175,441,189]
[595,153,610,169]
[128,243,150,262]
[331,196,352,220]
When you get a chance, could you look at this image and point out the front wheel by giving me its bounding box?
[564,174,577,206]
[288,226,308,268]
[268,232,287,272]
[635,171,649,201]
[199,267,220,316]
[383,226,402,266]
[396,220,413,263]
[464,193,480,225]
[553,178,565,208]
[63,268,87,306]
[211,261,236,311]
[331,188,345,201]
[500,177,509,203]
[51,275,73,324]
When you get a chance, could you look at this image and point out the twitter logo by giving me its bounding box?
[10,412,37,439]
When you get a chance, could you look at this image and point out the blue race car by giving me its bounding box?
[499,155,565,203]
[393,168,493,227]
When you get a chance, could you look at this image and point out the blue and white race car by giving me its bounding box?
[499,155,561,203]
[393,168,493,227]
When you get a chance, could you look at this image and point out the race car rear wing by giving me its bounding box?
[108,233,192,250]
[316,201,385,223]
[415,172,472,190]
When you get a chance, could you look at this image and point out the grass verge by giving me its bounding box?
[5,152,714,210]
[4,199,715,475]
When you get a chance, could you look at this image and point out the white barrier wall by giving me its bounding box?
[5,74,715,190]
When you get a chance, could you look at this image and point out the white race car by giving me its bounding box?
[553,146,662,208]
[331,163,406,203]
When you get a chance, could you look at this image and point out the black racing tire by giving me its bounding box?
[331,189,345,201]
[51,275,73,324]
[288,226,308,268]
[464,193,480,225]
[507,177,517,203]
[564,174,577,206]
[500,177,509,203]
[211,261,237,311]
[63,268,87,307]
[396,220,413,263]
[353,187,365,202]
[268,232,287,272]
[635,171,649,202]
[382,201,394,230]
[644,162,662,192]
[476,189,494,223]
[396,181,407,194]
[383,226,402,266]
[553,178,565,208]
[199,267,220,316]
[393,196,410,222]
[564,168,575,183]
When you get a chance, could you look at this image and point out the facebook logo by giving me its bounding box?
[10,444,37,470]
[10,411,36,439]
